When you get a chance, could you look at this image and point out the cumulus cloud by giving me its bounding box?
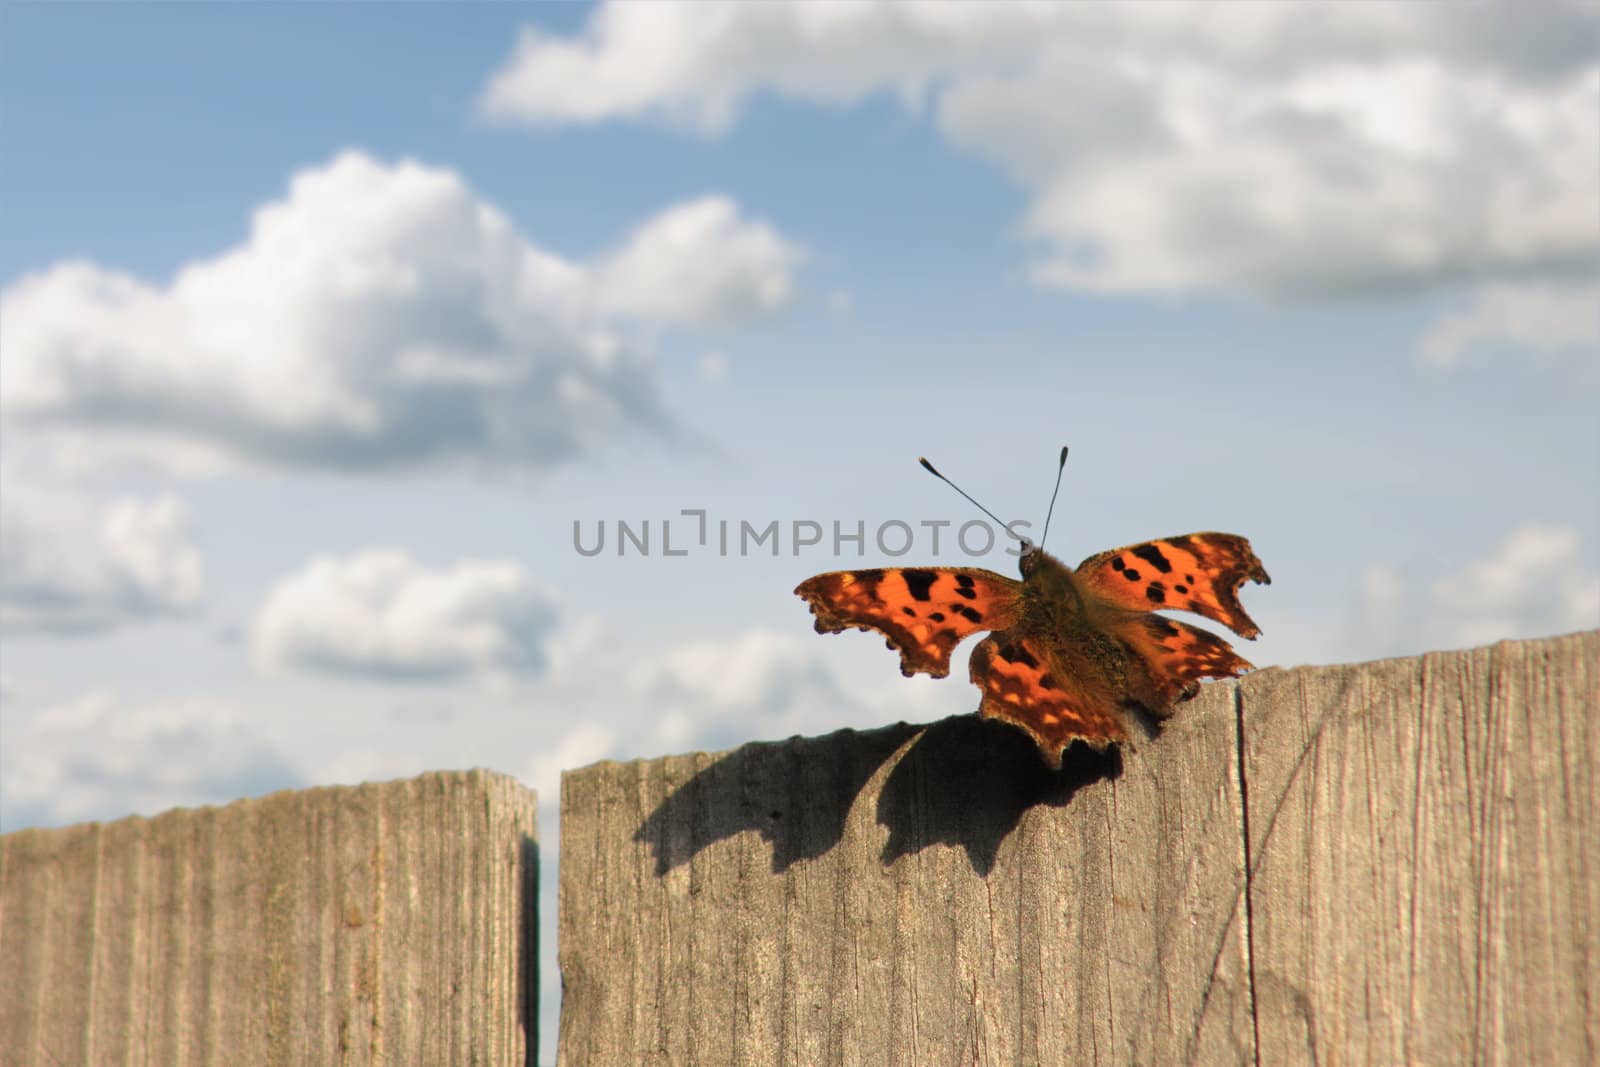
[310,748,431,790]
[526,722,616,801]
[592,196,805,325]
[0,477,205,634]
[1343,564,1409,664]
[0,151,802,475]
[1355,522,1599,656]
[480,2,1598,306]
[1417,280,1599,368]
[0,692,299,830]
[1430,523,1599,648]
[622,628,964,754]
[250,549,559,683]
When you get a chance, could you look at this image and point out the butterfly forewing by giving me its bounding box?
[1075,532,1270,639]
[794,567,1023,678]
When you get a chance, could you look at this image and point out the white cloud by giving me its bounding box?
[0,477,205,634]
[250,549,559,683]
[310,748,431,790]
[0,691,299,830]
[0,151,802,476]
[623,628,964,753]
[1355,523,1599,656]
[1431,523,1599,648]
[480,3,1598,305]
[0,673,27,705]
[592,196,804,325]
[1417,280,1599,368]
[526,722,616,802]
[543,613,606,677]
[478,3,1027,134]
[1352,564,1409,657]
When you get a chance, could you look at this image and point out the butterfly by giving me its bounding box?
[794,452,1269,768]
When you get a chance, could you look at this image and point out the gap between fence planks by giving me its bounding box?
[0,769,539,1067]
[557,631,1597,1066]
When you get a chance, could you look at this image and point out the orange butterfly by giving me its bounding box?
[795,450,1269,768]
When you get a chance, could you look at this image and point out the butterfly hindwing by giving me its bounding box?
[1076,532,1270,639]
[795,567,1023,678]
[968,633,1130,766]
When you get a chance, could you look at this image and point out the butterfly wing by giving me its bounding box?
[1116,613,1258,714]
[968,633,1129,767]
[795,567,1024,678]
[1076,532,1270,639]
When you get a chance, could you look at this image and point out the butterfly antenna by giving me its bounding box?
[918,457,1029,546]
[1038,445,1070,549]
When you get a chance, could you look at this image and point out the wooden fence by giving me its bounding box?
[557,631,1596,1065]
[0,769,538,1066]
[2,632,1594,1064]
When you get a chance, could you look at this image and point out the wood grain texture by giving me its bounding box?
[1241,630,1598,1065]
[557,632,1597,1066]
[559,681,1253,1066]
[0,769,538,1067]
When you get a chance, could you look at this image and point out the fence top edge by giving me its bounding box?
[562,630,1597,779]
[0,766,535,843]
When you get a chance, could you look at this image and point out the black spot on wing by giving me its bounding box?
[1146,582,1166,604]
[1131,543,1173,574]
[901,569,937,601]
[1122,567,1142,582]
[998,642,1039,669]
[930,611,946,622]
[954,605,983,624]
[1147,618,1180,640]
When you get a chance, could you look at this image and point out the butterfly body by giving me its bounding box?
[796,533,1269,768]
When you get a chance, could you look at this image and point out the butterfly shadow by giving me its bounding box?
[875,716,1123,876]
[633,722,923,877]
[633,716,1125,879]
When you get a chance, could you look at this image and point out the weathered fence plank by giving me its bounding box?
[559,675,1254,1065]
[0,769,538,1067]
[1241,631,1598,1065]
[557,632,1597,1066]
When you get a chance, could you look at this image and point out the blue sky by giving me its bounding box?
[3,3,1597,1060]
